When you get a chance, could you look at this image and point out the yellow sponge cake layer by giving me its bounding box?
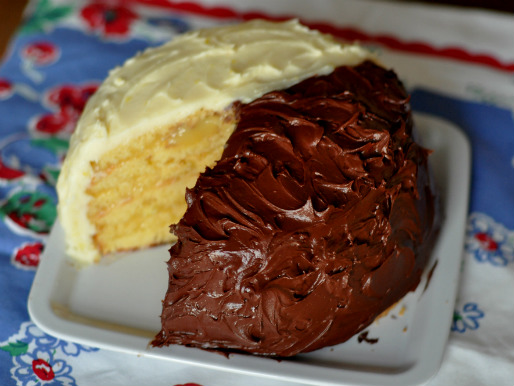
[86,109,237,255]
[57,19,372,266]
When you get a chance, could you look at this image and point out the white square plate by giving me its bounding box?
[28,113,471,386]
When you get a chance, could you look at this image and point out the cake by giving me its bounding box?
[151,53,440,356]
[56,19,372,266]
[57,19,440,356]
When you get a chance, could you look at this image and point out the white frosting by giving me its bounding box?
[57,19,372,265]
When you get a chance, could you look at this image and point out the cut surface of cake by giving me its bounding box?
[152,60,441,357]
[56,19,372,266]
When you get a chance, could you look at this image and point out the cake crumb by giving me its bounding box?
[357,331,379,345]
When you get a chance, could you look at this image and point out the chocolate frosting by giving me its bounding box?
[152,61,440,356]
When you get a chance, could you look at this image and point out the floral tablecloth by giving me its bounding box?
[1,0,513,385]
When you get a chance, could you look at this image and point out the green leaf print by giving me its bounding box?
[0,190,57,233]
[31,137,69,155]
[0,341,29,356]
[21,0,73,34]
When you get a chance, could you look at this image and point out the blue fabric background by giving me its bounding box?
[411,89,514,229]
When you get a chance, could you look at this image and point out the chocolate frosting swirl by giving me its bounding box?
[152,61,440,356]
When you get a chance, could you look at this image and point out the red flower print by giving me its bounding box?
[0,78,13,99]
[20,42,60,83]
[22,41,59,66]
[47,84,97,114]
[11,346,77,385]
[81,1,138,37]
[2,191,56,234]
[475,232,499,252]
[0,159,25,179]
[13,242,44,269]
[32,83,98,137]
[32,358,55,381]
[35,110,76,135]
[175,384,203,386]
[466,213,514,266]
